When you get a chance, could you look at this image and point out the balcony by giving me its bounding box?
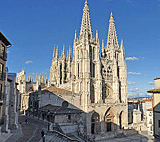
[0,52,7,61]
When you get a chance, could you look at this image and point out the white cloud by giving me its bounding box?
[127,81,137,85]
[25,61,33,64]
[128,72,141,75]
[126,56,139,61]
[46,69,50,71]
[7,51,10,53]
[149,82,154,85]
[128,88,140,92]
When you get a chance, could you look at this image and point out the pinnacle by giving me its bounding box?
[109,12,114,23]
[85,0,88,4]
[79,0,92,40]
[107,12,119,49]
[110,12,113,17]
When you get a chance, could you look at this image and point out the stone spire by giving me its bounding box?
[79,0,92,40]
[106,12,119,49]
[66,50,69,60]
[62,44,65,58]
[36,73,38,82]
[69,46,72,59]
[56,45,58,58]
[120,39,126,66]
[101,40,105,57]
[74,30,77,41]
[96,30,99,43]
[120,40,125,60]
[52,46,55,60]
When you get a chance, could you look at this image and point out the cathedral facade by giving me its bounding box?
[49,0,128,134]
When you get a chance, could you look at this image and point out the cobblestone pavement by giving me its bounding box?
[5,115,48,142]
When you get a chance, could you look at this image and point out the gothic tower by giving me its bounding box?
[71,0,102,111]
[49,1,128,130]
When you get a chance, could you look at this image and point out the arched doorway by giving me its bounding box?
[119,111,125,129]
[91,112,101,134]
[104,107,116,132]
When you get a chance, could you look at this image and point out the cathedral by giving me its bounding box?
[48,0,128,134]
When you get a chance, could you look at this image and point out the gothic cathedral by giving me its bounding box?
[49,0,128,133]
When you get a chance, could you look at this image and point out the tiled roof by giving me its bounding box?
[147,108,153,111]
[0,32,12,46]
[141,98,153,103]
[147,89,160,93]
[154,77,160,80]
[39,104,82,114]
[41,86,72,94]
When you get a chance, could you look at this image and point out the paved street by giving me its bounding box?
[5,115,48,142]
[97,131,158,142]
[4,115,160,142]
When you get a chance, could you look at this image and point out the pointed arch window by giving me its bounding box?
[107,66,112,80]
[107,66,112,73]
[93,48,95,60]
[78,63,79,77]
[90,85,95,103]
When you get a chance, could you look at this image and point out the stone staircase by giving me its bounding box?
[39,130,81,142]
[39,133,67,142]
[115,133,126,138]
[58,82,71,91]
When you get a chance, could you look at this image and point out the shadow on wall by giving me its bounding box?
[26,88,150,141]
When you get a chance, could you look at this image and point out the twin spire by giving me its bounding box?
[106,12,119,49]
[79,0,92,40]
[80,1,119,50]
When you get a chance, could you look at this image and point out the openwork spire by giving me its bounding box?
[120,39,125,60]
[106,12,119,49]
[79,0,92,40]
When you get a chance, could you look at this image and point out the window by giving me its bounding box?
[0,64,3,80]
[159,120,160,128]
[78,63,79,77]
[68,114,71,120]
[90,85,95,103]
[0,44,5,54]
[0,84,2,99]
[0,64,3,73]
[93,63,95,77]
[93,48,95,60]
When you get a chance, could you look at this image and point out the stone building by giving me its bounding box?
[0,32,20,141]
[148,77,160,139]
[48,0,128,135]
[0,32,11,127]
[16,69,48,114]
[28,86,84,134]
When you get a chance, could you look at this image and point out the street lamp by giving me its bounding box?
[47,110,50,131]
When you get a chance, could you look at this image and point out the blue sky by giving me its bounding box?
[1,0,160,98]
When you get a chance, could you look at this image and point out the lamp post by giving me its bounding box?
[47,110,50,131]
